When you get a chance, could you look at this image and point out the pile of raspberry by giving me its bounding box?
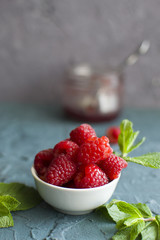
[34,124,127,189]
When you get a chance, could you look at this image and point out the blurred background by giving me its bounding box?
[1,0,160,110]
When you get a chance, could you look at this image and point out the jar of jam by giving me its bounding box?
[62,41,150,121]
[62,63,124,122]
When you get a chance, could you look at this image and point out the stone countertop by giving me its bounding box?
[0,104,160,240]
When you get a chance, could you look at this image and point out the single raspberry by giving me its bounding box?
[53,140,79,161]
[46,154,77,186]
[106,126,121,144]
[76,136,113,166]
[98,154,128,180]
[34,148,54,177]
[74,164,109,188]
[70,124,97,146]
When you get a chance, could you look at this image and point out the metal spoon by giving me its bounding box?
[118,40,150,72]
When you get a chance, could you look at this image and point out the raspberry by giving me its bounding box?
[46,154,77,186]
[106,126,121,144]
[34,149,54,177]
[98,154,128,180]
[70,124,97,146]
[76,136,113,166]
[53,140,79,161]
[74,164,109,188]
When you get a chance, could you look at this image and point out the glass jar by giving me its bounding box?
[62,63,124,122]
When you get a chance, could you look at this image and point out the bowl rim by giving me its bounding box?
[31,165,121,192]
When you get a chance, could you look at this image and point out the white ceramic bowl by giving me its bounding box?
[31,166,120,215]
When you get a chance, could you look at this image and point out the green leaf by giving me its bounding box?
[124,216,141,227]
[132,203,153,218]
[115,219,145,240]
[108,205,130,223]
[141,222,158,240]
[102,200,130,223]
[116,216,142,230]
[130,220,145,240]
[128,137,146,153]
[118,119,134,156]
[124,152,160,169]
[155,215,160,239]
[112,226,133,240]
[116,217,130,230]
[118,119,145,156]
[116,201,143,218]
[0,182,42,210]
[0,195,20,211]
[97,199,160,240]
[0,202,14,228]
[106,199,122,208]
[0,202,10,217]
[95,204,113,221]
[155,215,160,223]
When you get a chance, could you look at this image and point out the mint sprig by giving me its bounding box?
[117,119,160,168]
[118,119,146,157]
[96,120,160,238]
[97,200,160,240]
[0,182,42,228]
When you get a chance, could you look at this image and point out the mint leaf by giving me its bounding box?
[130,220,145,240]
[116,217,130,230]
[0,182,42,229]
[0,202,14,228]
[132,203,153,218]
[96,204,115,221]
[124,216,141,227]
[97,200,159,240]
[116,216,142,230]
[108,205,130,223]
[141,222,158,240]
[155,215,160,239]
[118,119,134,156]
[113,220,146,240]
[118,119,145,157]
[116,201,143,218]
[0,182,42,211]
[100,200,130,223]
[0,195,20,211]
[112,226,133,240]
[155,215,160,223]
[106,199,121,208]
[123,152,160,168]
[128,137,146,153]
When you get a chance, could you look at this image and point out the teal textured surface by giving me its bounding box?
[0,104,160,240]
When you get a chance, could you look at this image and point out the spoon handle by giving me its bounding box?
[118,40,150,72]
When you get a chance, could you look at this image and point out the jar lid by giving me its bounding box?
[68,63,93,79]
